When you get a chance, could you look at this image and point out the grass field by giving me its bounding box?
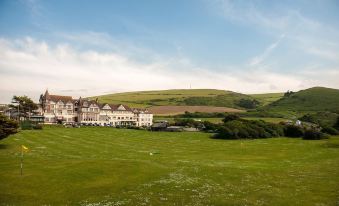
[265,87,339,115]
[89,89,255,109]
[249,93,284,106]
[90,89,230,108]
[1,126,339,205]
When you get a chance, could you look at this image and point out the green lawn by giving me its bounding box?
[1,126,339,205]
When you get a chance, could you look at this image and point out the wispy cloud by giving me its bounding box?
[249,34,285,66]
[214,0,339,63]
[1,36,337,103]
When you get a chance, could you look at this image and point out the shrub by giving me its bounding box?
[303,129,327,140]
[321,126,339,135]
[0,114,19,140]
[20,120,33,130]
[284,125,304,137]
[212,119,284,139]
[32,124,43,130]
[212,126,236,139]
[335,116,339,130]
[203,121,219,132]
[222,114,240,123]
[236,98,260,109]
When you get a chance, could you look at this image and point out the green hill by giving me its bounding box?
[264,87,339,114]
[249,93,284,106]
[90,89,257,109]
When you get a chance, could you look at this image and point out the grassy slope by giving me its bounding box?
[1,126,339,205]
[249,93,284,106]
[89,89,254,108]
[264,87,339,116]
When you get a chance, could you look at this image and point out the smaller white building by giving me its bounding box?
[133,108,153,127]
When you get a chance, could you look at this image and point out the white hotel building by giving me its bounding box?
[39,90,153,126]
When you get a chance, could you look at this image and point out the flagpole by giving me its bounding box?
[20,146,23,176]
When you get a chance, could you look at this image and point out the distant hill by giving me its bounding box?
[264,87,339,114]
[249,93,284,106]
[90,89,258,109]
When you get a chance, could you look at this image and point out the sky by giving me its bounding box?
[0,0,339,103]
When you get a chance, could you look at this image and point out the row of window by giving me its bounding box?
[82,108,99,112]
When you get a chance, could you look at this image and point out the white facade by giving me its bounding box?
[39,90,153,126]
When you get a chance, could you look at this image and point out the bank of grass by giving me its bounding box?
[90,89,230,108]
[249,93,284,106]
[0,126,338,205]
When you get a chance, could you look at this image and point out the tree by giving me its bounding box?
[237,99,260,109]
[9,96,38,119]
[284,90,295,97]
[335,116,339,130]
[222,114,240,123]
[0,114,19,140]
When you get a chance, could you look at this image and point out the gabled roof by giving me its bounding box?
[47,95,73,103]
[132,108,151,114]
[100,103,112,110]
[100,104,132,112]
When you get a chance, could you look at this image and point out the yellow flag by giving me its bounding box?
[22,145,29,151]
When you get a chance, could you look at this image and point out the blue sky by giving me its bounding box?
[0,0,339,102]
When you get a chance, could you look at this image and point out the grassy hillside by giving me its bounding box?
[265,87,339,115]
[90,89,257,109]
[1,126,339,205]
[249,93,284,106]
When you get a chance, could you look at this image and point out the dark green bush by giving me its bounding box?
[222,114,240,123]
[211,119,284,139]
[20,120,33,130]
[335,116,339,130]
[284,125,304,137]
[32,124,43,130]
[303,129,327,140]
[0,114,19,140]
[236,98,260,109]
[203,121,219,132]
[321,126,339,135]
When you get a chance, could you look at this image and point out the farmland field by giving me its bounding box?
[1,126,339,205]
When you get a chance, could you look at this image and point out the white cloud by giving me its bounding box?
[249,34,285,66]
[0,36,337,103]
[215,0,339,63]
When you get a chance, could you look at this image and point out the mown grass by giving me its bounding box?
[0,126,338,205]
